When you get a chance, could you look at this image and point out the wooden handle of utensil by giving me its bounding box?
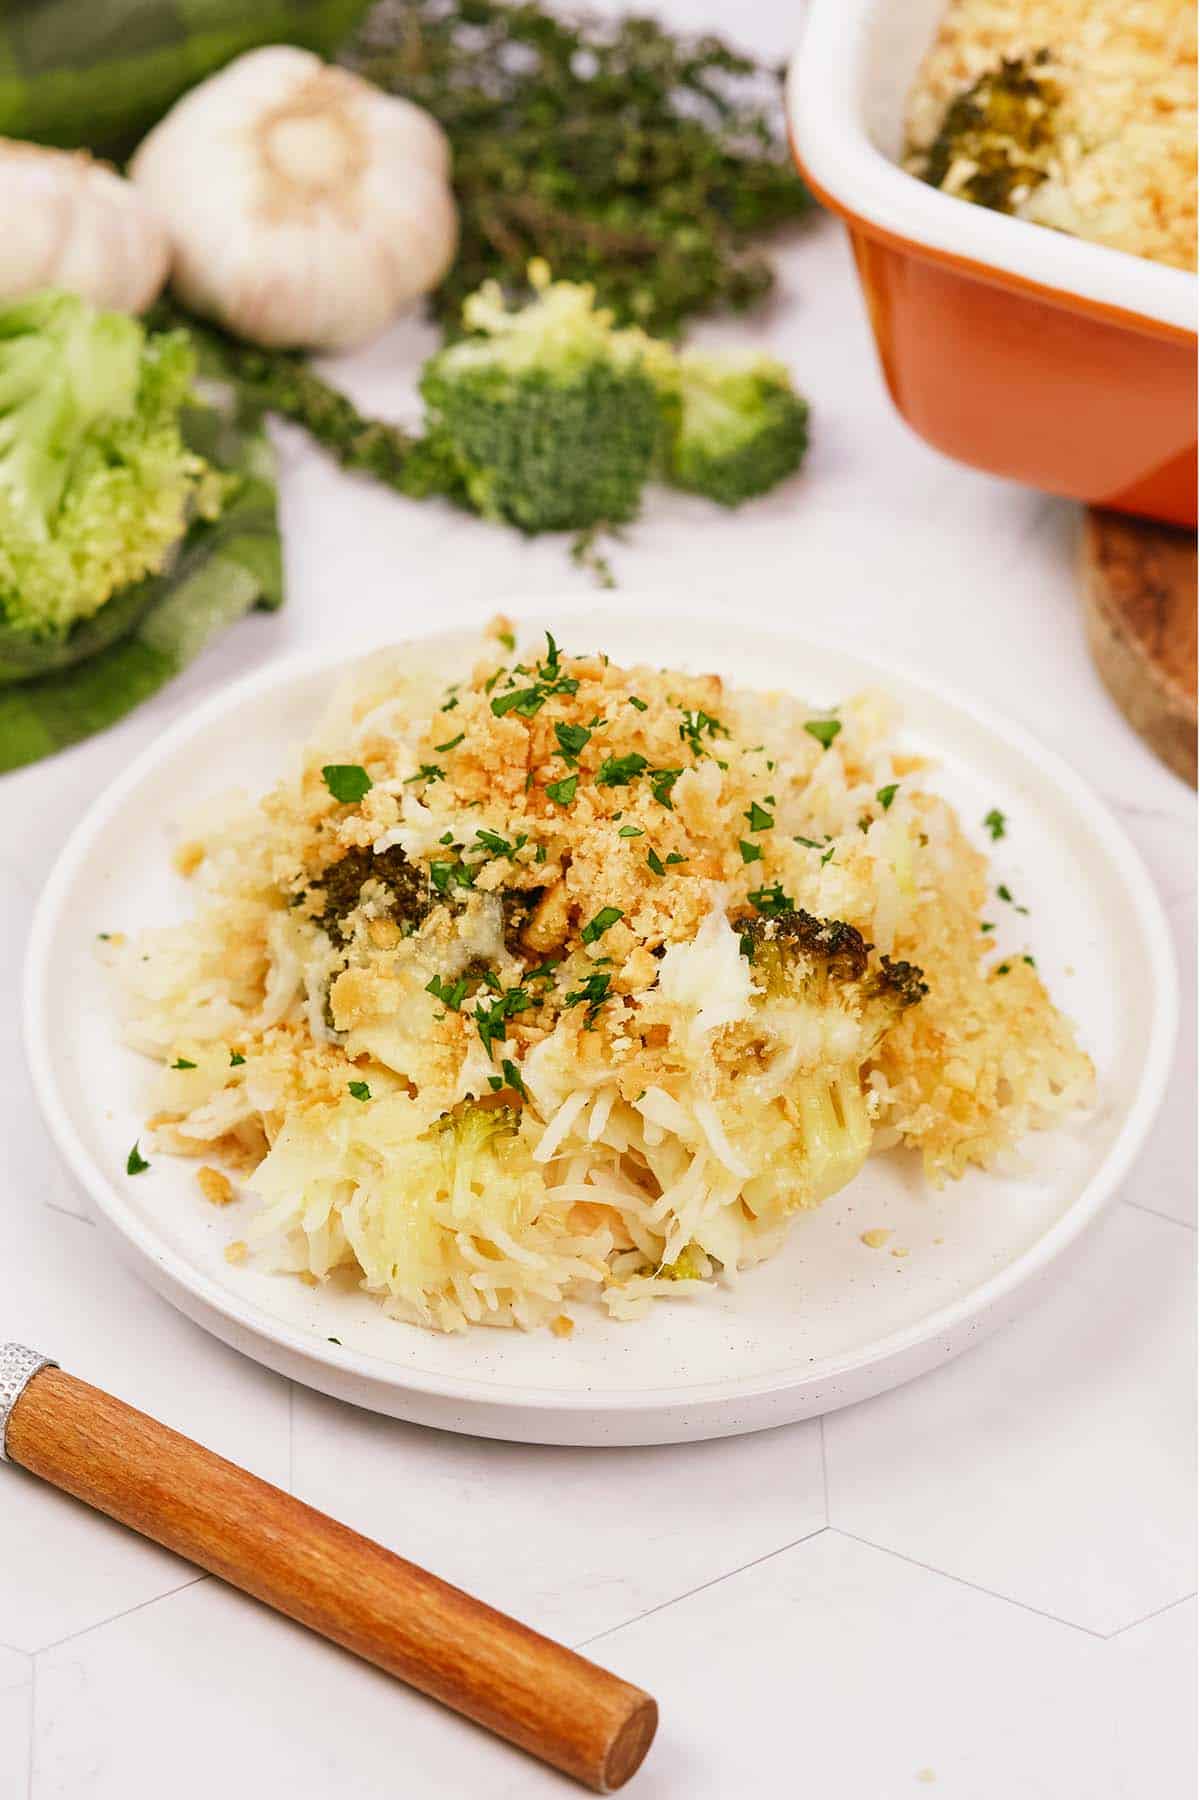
[6,1366,656,1792]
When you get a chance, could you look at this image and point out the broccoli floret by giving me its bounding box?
[434,1102,527,1212]
[306,843,431,943]
[919,53,1060,213]
[739,907,926,1210]
[658,349,809,507]
[0,291,215,644]
[418,264,667,533]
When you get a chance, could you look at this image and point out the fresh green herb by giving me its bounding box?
[793,835,822,850]
[475,828,514,859]
[876,783,899,811]
[348,1080,372,1102]
[649,767,682,808]
[97,932,111,941]
[803,718,841,750]
[678,708,727,758]
[526,956,562,982]
[1023,954,1037,967]
[997,884,1013,903]
[429,858,476,895]
[618,824,644,838]
[426,973,470,1011]
[435,732,465,753]
[597,752,650,787]
[628,695,648,712]
[744,800,774,832]
[403,762,446,785]
[980,921,996,933]
[170,1057,197,1070]
[554,721,591,763]
[996,962,1011,975]
[534,842,548,863]
[984,808,1007,841]
[820,844,836,866]
[229,1051,246,1066]
[474,986,533,1056]
[647,848,666,877]
[748,882,793,917]
[322,763,372,804]
[487,1075,504,1091]
[563,970,612,1021]
[440,691,460,713]
[500,1057,529,1100]
[126,1142,150,1175]
[581,906,623,945]
[343,0,812,338]
[545,774,578,807]
[665,852,686,866]
[498,629,516,651]
[858,817,871,834]
[739,929,756,961]
[739,840,762,863]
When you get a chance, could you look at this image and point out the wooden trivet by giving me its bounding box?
[1080,509,1197,786]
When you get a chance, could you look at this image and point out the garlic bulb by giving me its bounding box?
[129,47,459,352]
[0,139,168,313]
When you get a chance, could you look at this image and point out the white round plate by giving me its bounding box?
[25,608,1175,1445]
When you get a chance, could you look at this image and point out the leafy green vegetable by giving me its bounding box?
[545,774,578,806]
[126,1141,150,1175]
[581,905,623,946]
[984,808,1007,840]
[804,719,842,750]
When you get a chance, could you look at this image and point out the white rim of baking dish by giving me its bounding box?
[23,610,1179,1429]
[788,0,1197,337]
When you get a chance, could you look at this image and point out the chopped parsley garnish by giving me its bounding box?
[229,1051,246,1066]
[500,1057,529,1100]
[439,692,459,713]
[858,817,871,834]
[646,848,666,877]
[322,763,372,804]
[744,800,774,833]
[581,905,623,945]
[554,721,591,763]
[739,929,756,962]
[563,971,612,1022]
[627,695,648,712]
[473,986,533,1057]
[126,1142,150,1175]
[739,840,763,864]
[804,718,842,750]
[597,751,650,787]
[678,708,727,758]
[820,845,836,866]
[996,962,1011,975]
[545,774,578,807]
[525,956,562,983]
[429,858,476,895]
[170,1057,197,1070]
[876,783,899,811]
[498,628,517,651]
[980,921,996,933]
[793,835,822,850]
[439,831,455,846]
[997,884,1013,903]
[487,1075,503,1091]
[649,767,681,808]
[475,828,522,859]
[490,636,579,719]
[748,882,794,918]
[665,852,686,866]
[426,973,470,1011]
[348,1080,372,1102]
[1023,954,1037,968]
[618,824,644,838]
[434,732,465,753]
[984,808,1007,841]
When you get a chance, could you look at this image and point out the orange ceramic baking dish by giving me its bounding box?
[788,0,1198,527]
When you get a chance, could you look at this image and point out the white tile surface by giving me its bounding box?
[0,1191,289,1650]
[2,1,1194,1791]
[823,1203,1196,1635]
[0,1644,32,1799]
[291,1389,824,1644]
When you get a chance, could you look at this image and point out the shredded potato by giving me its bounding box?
[115,625,1093,1333]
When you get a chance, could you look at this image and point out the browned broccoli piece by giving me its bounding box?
[308,843,430,943]
[920,52,1061,214]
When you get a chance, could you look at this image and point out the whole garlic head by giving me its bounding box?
[129,46,459,351]
[0,139,169,313]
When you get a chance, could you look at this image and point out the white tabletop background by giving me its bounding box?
[2,3,1195,1794]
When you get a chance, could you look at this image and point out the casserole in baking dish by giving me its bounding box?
[788,0,1197,525]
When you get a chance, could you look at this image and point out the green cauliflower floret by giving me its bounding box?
[918,52,1061,214]
[657,349,809,507]
[419,262,668,533]
[739,907,926,1211]
[0,290,215,643]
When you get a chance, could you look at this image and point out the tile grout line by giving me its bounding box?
[31,1574,208,1659]
[572,1524,830,1654]
[830,1529,1110,1640]
[1105,1589,1197,1641]
[1121,1197,1197,1232]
